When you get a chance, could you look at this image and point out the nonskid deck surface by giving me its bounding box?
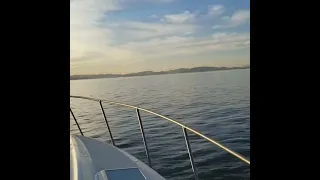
[70,135,166,180]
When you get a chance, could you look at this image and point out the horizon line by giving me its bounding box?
[71,65,250,76]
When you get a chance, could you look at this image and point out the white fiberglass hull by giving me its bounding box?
[70,135,166,180]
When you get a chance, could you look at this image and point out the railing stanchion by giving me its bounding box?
[70,108,83,136]
[183,127,199,180]
[136,108,152,167]
[99,100,115,146]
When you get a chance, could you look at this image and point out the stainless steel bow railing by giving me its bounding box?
[70,95,250,180]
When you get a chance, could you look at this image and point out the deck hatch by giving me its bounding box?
[95,168,146,180]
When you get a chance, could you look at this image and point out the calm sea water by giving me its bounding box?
[70,69,250,180]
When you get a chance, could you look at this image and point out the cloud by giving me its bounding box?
[159,5,225,24]
[116,0,177,7]
[119,0,176,2]
[161,11,197,24]
[213,10,250,29]
[208,5,225,17]
[70,0,193,74]
[70,0,147,71]
[150,14,158,18]
[107,21,199,41]
[119,32,250,59]
[70,0,250,74]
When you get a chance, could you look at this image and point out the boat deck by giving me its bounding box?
[71,135,166,180]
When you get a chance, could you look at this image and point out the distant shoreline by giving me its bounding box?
[70,66,249,80]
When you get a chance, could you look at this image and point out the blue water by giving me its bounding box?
[70,69,250,180]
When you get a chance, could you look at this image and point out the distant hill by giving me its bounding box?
[70,66,250,80]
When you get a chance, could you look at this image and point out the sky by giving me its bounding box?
[70,0,250,75]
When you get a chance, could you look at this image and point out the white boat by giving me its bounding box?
[70,135,166,180]
[70,95,250,180]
